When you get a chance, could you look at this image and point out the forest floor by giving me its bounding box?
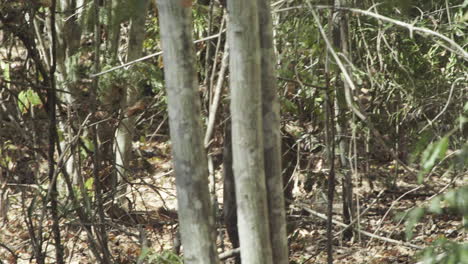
[0,139,466,264]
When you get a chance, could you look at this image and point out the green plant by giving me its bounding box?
[17,89,42,114]
[404,104,468,263]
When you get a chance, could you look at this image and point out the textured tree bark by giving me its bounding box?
[332,0,355,240]
[54,0,86,188]
[156,1,219,263]
[114,0,149,194]
[222,122,241,264]
[227,0,274,263]
[258,0,289,263]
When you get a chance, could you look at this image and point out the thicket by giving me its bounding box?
[0,0,466,263]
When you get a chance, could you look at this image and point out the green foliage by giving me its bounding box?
[137,248,182,264]
[17,89,42,114]
[84,178,94,192]
[419,136,449,183]
[80,136,95,157]
[281,98,299,115]
[404,186,468,264]
[144,17,160,52]
[98,62,164,111]
[405,126,467,263]
[405,207,425,240]
[410,131,433,163]
[405,186,468,240]
[419,239,468,264]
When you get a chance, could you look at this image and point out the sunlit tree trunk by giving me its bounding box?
[107,0,122,61]
[258,0,289,263]
[54,0,87,188]
[227,0,274,263]
[156,1,219,263]
[114,0,149,194]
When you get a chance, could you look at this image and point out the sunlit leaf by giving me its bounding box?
[84,178,94,191]
[419,137,449,183]
[406,207,425,240]
[428,196,442,214]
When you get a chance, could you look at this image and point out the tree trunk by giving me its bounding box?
[257,0,289,263]
[114,0,149,194]
[54,0,86,188]
[227,0,274,263]
[156,1,219,263]
[222,122,241,264]
[332,0,355,240]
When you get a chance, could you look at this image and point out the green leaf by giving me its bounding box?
[81,136,95,153]
[419,137,449,183]
[428,196,442,214]
[281,98,298,114]
[405,207,425,240]
[18,90,30,113]
[17,89,42,113]
[26,89,41,106]
[460,116,468,125]
[84,178,94,191]
[137,246,150,263]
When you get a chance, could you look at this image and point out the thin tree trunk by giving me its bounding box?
[91,0,111,262]
[325,3,337,263]
[48,1,63,262]
[333,0,355,240]
[257,0,289,263]
[156,1,219,263]
[227,0,273,263]
[114,0,149,194]
[222,121,241,264]
[55,0,86,188]
[108,0,122,61]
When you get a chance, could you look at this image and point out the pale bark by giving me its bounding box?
[156,1,219,263]
[54,0,86,187]
[114,0,149,192]
[227,0,273,263]
[257,0,289,263]
[108,0,123,61]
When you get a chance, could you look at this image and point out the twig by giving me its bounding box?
[90,32,226,77]
[204,42,229,147]
[367,185,424,246]
[418,77,465,133]
[335,190,385,236]
[338,6,468,60]
[306,4,468,61]
[277,76,327,90]
[0,242,18,261]
[309,8,365,121]
[309,5,417,176]
[293,201,423,249]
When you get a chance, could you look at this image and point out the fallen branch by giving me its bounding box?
[293,201,423,250]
